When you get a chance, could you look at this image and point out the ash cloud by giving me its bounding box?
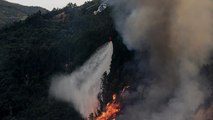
[110,0,213,120]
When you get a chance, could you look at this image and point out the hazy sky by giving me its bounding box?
[6,0,89,10]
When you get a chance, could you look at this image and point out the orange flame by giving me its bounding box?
[96,94,120,120]
[93,86,129,120]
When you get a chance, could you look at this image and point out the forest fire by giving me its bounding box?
[95,86,129,120]
[96,94,120,120]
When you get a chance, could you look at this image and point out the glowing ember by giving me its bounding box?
[96,94,120,120]
[120,86,129,97]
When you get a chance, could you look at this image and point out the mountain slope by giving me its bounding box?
[0,1,131,120]
[0,0,213,120]
[0,0,48,28]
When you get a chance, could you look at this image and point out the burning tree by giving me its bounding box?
[88,72,128,120]
[96,94,120,120]
[90,73,130,120]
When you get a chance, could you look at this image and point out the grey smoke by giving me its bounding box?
[49,42,113,118]
[110,0,213,120]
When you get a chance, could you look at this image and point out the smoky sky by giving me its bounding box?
[110,0,213,120]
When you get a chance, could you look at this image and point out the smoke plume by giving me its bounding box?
[49,42,113,118]
[110,0,213,120]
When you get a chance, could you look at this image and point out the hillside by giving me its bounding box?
[0,1,131,120]
[0,0,48,28]
[1,0,213,120]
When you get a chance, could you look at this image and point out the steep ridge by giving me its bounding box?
[0,0,48,28]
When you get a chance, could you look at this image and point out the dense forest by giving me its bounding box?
[0,0,48,28]
[0,0,131,119]
[1,0,213,120]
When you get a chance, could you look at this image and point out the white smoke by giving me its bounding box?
[110,0,213,120]
[49,42,113,118]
